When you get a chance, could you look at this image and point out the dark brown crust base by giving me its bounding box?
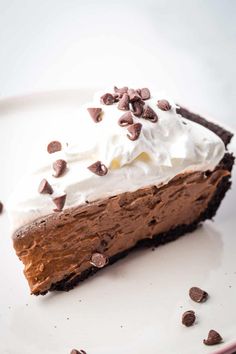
[40,153,234,294]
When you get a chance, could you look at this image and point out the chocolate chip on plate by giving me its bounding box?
[38,179,53,195]
[157,99,171,111]
[100,93,114,105]
[118,93,130,111]
[132,101,144,117]
[53,159,67,178]
[182,310,196,327]
[47,141,62,154]
[90,252,108,268]
[53,194,66,212]
[87,108,103,123]
[127,123,142,141]
[140,88,151,100]
[87,161,108,176]
[0,201,3,214]
[142,105,158,122]
[70,349,87,354]
[118,112,133,127]
[203,330,223,346]
[189,287,208,303]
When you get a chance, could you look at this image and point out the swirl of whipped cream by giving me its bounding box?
[8,89,225,231]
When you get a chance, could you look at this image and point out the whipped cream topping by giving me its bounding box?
[8,89,225,231]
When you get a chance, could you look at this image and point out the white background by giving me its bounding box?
[0,0,235,127]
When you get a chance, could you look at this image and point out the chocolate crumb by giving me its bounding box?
[38,179,53,195]
[47,141,62,154]
[142,105,158,122]
[128,89,141,102]
[53,194,66,212]
[157,99,171,111]
[140,88,150,100]
[53,159,67,178]
[90,252,108,268]
[100,93,114,105]
[132,101,144,117]
[0,201,3,214]
[88,161,108,176]
[189,287,208,303]
[127,123,142,141]
[203,330,223,346]
[182,310,196,327]
[87,108,103,123]
[118,93,130,111]
[118,112,133,127]
[70,350,87,354]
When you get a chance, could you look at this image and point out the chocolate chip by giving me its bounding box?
[118,93,130,111]
[132,101,144,117]
[203,330,223,346]
[53,194,66,211]
[127,123,142,141]
[189,287,208,303]
[90,252,108,268]
[0,201,3,214]
[114,86,128,97]
[38,179,53,195]
[140,88,150,100]
[70,350,87,354]
[142,105,158,122]
[128,89,141,102]
[182,310,196,327]
[53,159,67,178]
[113,93,119,102]
[100,93,114,105]
[88,161,108,176]
[118,112,133,127]
[87,108,103,123]
[157,99,171,111]
[47,141,62,154]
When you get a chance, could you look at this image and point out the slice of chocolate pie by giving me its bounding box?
[8,87,234,295]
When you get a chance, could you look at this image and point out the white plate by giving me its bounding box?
[0,90,235,354]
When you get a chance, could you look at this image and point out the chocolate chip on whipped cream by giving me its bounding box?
[140,88,151,100]
[38,179,53,195]
[47,140,62,154]
[114,86,128,98]
[118,112,133,127]
[0,201,3,214]
[128,88,141,102]
[118,93,130,111]
[53,159,67,178]
[90,252,108,268]
[100,93,114,105]
[189,286,208,303]
[127,123,142,141]
[70,349,87,354]
[182,310,196,327]
[157,99,171,111]
[142,105,158,123]
[87,107,103,123]
[203,330,223,346]
[88,161,108,176]
[132,101,144,117]
[53,194,66,212]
